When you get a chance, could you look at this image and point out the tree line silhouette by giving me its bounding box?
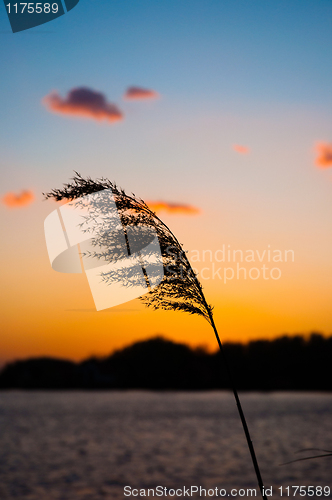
[0,333,331,391]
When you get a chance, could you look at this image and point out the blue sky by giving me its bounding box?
[1,0,332,193]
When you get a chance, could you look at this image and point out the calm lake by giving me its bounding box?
[0,391,331,499]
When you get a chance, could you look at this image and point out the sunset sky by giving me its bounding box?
[0,0,332,365]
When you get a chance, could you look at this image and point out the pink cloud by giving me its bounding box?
[146,201,200,215]
[1,190,35,208]
[232,144,250,155]
[124,86,159,100]
[315,142,332,168]
[43,87,123,123]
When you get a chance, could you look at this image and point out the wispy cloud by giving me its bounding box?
[124,86,159,100]
[232,144,250,155]
[315,142,332,168]
[43,87,123,123]
[1,190,35,208]
[146,201,200,215]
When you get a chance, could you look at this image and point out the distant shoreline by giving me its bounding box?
[1,334,331,391]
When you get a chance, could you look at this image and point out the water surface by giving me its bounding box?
[0,391,331,499]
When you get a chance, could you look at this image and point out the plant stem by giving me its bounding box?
[130,197,267,499]
[208,312,268,500]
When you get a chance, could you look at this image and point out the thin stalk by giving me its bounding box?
[208,312,267,500]
[135,204,268,500]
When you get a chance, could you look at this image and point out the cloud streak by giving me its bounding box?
[1,190,35,208]
[43,87,123,123]
[124,86,159,100]
[232,144,250,154]
[146,201,200,215]
[315,142,332,168]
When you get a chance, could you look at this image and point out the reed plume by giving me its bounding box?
[45,172,267,500]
